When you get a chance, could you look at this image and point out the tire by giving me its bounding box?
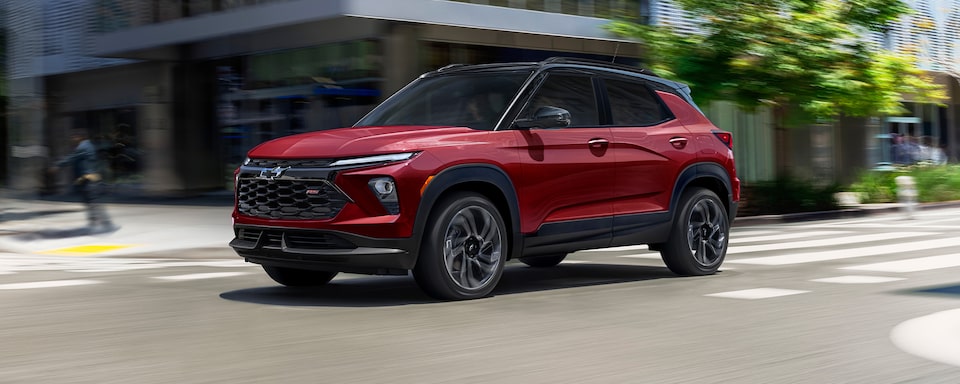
[262,266,338,287]
[660,187,729,276]
[519,254,567,268]
[413,192,507,300]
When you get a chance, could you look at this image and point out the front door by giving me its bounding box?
[513,72,614,251]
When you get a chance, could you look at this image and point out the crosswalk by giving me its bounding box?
[574,208,960,299]
[0,254,256,290]
[1,207,958,293]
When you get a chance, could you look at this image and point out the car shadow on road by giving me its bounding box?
[899,284,960,299]
[219,263,680,307]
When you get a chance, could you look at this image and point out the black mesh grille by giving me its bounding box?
[237,228,260,242]
[285,232,356,249]
[247,159,333,168]
[235,228,357,250]
[237,178,348,220]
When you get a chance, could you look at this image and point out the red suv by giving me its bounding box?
[231,58,739,300]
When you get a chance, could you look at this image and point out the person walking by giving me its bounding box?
[50,130,117,232]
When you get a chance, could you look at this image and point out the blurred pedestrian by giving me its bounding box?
[49,130,117,232]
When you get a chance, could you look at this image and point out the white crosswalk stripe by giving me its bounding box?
[841,254,960,273]
[153,272,253,281]
[0,254,252,274]
[705,288,809,299]
[729,230,778,237]
[810,275,906,284]
[731,231,849,244]
[728,236,960,266]
[0,279,102,290]
[727,232,932,254]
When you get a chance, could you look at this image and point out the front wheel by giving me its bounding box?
[413,192,507,300]
[262,266,338,287]
[660,188,729,276]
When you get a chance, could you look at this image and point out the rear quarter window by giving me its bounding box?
[604,78,671,127]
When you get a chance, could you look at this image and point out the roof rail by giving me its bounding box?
[437,63,467,72]
[437,63,467,71]
[541,57,658,77]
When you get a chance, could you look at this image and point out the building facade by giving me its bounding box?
[2,0,959,195]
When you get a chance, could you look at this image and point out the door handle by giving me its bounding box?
[669,137,688,149]
[588,138,609,148]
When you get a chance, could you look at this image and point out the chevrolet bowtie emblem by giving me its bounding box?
[259,166,289,180]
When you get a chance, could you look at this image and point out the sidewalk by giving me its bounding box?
[3,191,959,259]
[1,191,236,259]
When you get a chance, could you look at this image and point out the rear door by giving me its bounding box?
[603,76,697,243]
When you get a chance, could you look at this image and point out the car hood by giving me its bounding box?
[247,126,490,159]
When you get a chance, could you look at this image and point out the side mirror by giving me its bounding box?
[514,106,571,129]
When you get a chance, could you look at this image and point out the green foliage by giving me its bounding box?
[849,165,960,203]
[741,176,841,215]
[606,0,946,123]
[848,170,899,203]
[906,165,960,202]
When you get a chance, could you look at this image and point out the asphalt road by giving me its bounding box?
[2,207,960,383]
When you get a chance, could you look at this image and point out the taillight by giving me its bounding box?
[712,131,732,149]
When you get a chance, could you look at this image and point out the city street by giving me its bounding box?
[2,206,960,383]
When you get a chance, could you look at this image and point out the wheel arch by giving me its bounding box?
[412,164,522,261]
[670,162,735,223]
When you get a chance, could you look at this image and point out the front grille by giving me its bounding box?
[237,178,349,220]
[247,159,334,168]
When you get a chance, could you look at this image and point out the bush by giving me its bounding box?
[741,176,841,215]
[848,170,899,203]
[848,165,960,203]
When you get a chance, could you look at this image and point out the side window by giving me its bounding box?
[518,74,599,127]
[605,78,670,126]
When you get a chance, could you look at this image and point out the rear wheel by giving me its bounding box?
[519,254,567,268]
[262,266,338,287]
[413,192,507,300]
[660,187,729,276]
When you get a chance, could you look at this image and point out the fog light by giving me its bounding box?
[372,178,395,196]
[368,177,400,215]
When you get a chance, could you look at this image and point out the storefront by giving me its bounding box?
[22,1,638,195]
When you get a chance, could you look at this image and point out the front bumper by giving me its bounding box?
[230,225,417,275]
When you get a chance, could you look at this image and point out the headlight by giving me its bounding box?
[368,177,399,215]
[330,152,417,167]
[242,157,251,166]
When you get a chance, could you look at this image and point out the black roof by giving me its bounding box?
[431,57,657,77]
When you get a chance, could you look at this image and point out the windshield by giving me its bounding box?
[355,71,532,131]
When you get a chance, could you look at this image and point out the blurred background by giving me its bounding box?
[0,0,958,206]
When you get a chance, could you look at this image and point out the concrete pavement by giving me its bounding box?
[1,192,236,259]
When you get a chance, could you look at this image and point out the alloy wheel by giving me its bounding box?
[685,198,727,267]
[442,205,503,290]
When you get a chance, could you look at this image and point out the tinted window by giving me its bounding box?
[519,74,599,127]
[605,78,669,126]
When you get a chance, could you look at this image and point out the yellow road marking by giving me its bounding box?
[38,244,138,256]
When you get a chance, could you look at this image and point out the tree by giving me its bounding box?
[608,0,947,170]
